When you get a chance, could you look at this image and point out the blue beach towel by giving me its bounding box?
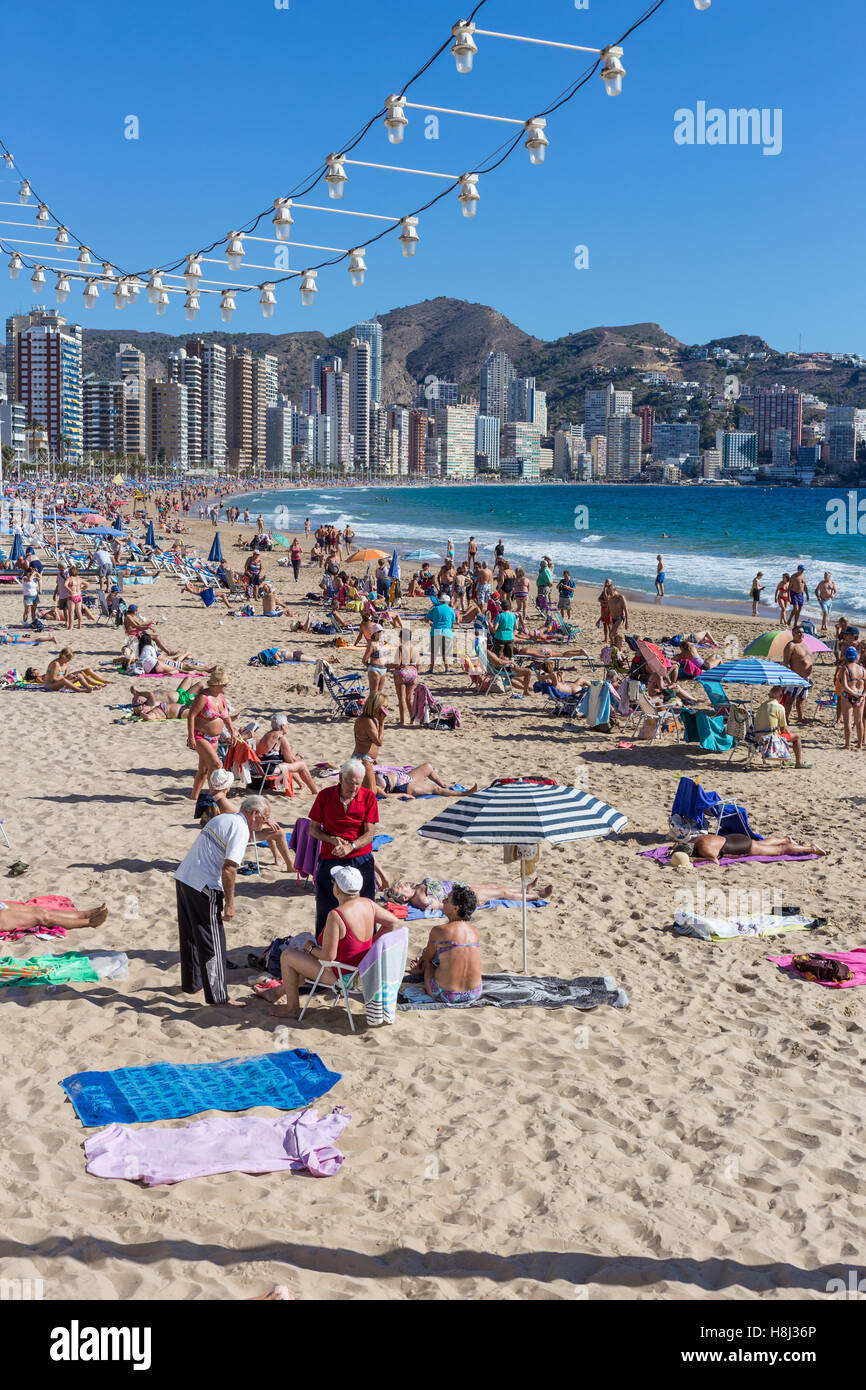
[406,897,548,919]
[59,1049,341,1127]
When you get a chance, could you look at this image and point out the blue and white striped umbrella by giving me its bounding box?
[699,658,810,689]
[419,777,627,970]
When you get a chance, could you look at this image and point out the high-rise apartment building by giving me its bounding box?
[480,351,514,424]
[475,413,501,470]
[115,343,146,459]
[773,428,792,470]
[553,423,586,478]
[168,349,202,466]
[348,338,371,471]
[83,379,126,456]
[386,405,410,475]
[716,429,758,471]
[637,404,654,449]
[263,354,279,408]
[501,420,542,478]
[743,388,802,456]
[7,309,83,460]
[351,321,383,405]
[435,404,478,478]
[146,380,188,468]
[408,409,431,475]
[584,383,632,442]
[185,340,226,469]
[606,415,642,480]
[225,346,257,470]
[652,421,700,461]
[266,395,294,474]
[323,365,351,470]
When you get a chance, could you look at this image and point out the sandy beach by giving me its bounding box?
[1,515,863,1302]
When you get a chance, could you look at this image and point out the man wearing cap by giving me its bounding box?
[124,604,175,655]
[840,646,866,750]
[309,758,379,933]
[427,590,457,674]
[174,795,270,1006]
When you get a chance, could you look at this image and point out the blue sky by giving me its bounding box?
[0,0,861,351]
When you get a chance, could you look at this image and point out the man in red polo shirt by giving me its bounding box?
[309,757,379,933]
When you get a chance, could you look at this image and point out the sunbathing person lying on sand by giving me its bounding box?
[389,873,552,911]
[28,651,111,693]
[408,884,483,1004]
[373,764,478,798]
[208,769,295,872]
[179,579,233,610]
[683,833,827,863]
[130,676,205,720]
[0,900,108,931]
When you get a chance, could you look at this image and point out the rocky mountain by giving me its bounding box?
[80,299,866,426]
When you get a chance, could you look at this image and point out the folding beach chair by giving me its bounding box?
[314,660,366,719]
[669,775,761,843]
[94,589,112,625]
[628,689,683,743]
[702,679,730,717]
[298,959,361,1032]
[725,703,788,769]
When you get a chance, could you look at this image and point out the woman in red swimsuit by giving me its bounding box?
[186,667,238,800]
[270,864,402,1019]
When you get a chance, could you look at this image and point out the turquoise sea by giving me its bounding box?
[228,483,866,621]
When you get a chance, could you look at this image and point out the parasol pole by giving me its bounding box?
[521,857,528,974]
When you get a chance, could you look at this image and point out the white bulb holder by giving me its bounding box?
[384,94,408,144]
[155,289,171,317]
[8,252,23,280]
[31,264,46,292]
[185,292,200,322]
[601,47,625,97]
[525,118,549,165]
[55,226,69,246]
[273,198,294,240]
[147,270,164,305]
[300,269,318,306]
[451,20,477,74]
[225,232,245,271]
[260,283,277,318]
[127,276,142,301]
[348,248,367,287]
[2,153,13,169]
[101,262,116,287]
[458,173,480,217]
[325,155,348,200]
[399,216,419,258]
[55,274,71,304]
[83,278,100,307]
[184,255,202,290]
[36,203,50,224]
[220,290,236,323]
[114,281,130,310]
[77,247,91,265]
[18,180,31,203]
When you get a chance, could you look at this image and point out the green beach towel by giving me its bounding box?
[0,951,100,987]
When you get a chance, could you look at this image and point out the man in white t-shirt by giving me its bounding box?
[93,546,113,591]
[174,798,269,1005]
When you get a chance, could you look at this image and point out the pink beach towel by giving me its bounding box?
[768,947,866,989]
[0,894,76,942]
[84,1107,351,1184]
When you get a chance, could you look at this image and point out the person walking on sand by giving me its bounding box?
[655,555,665,597]
[787,565,809,626]
[174,796,270,1007]
[750,571,765,616]
[774,573,791,627]
[608,586,629,641]
[840,646,866,750]
[783,624,814,725]
[816,572,837,635]
[187,668,238,801]
[467,536,478,571]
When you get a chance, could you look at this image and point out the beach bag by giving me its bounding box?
[30,619,44,632]
[114,599,128,627]
[252,647,280,667]
[791,953,853,984]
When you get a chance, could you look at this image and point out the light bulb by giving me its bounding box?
[399,216,419,258]
[55,274,71,304]
[348,248,367,287]
[458,173,480,218]
[2,152,12,169]
[18,180,31,203]
[36,203,50,224]
[114,281,130,310]
[225,232,245,271]
[55,226,69,245]
[384,95,408,144]
[273,198,293,240]
[451,21,477,74]
[155,289,170,316]
[185,292,200,322]
[601,47,626,97]
[147,270,164,305]
[300,270,318,307]
[77,246,92,265]
[83,278,100,308]
[325,155,347,200]
[694,0,711,8]
[524,118,549,165]
[184,255,202,290]
[31,264,46,292]
[220,290,236,323]
[8,252,23,280]
[259,283,277,318]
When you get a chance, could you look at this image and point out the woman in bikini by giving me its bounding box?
[774,574,791,627]
[243,553,264,599]
[598,579,614,644]
[65,566,84,631]
[409,885,483,1005]
[392,635,421,724]
[0,899,109,936]
[374,764,477,798]
[390,874,551,912]
[512,568,530,627]
[268,863,401,1019]
[684,833,827,863]
[187,667,237,801]
[130,676,204,721]
[362,625,390,696]
[37,649,110,693]
[352,693,387,792]
[254,715,318,795]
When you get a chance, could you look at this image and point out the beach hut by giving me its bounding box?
[419,776,627,972]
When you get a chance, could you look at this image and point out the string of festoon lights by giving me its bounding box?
[0,0,712,324]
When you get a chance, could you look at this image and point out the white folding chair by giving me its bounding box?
[298,960,361,1031]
